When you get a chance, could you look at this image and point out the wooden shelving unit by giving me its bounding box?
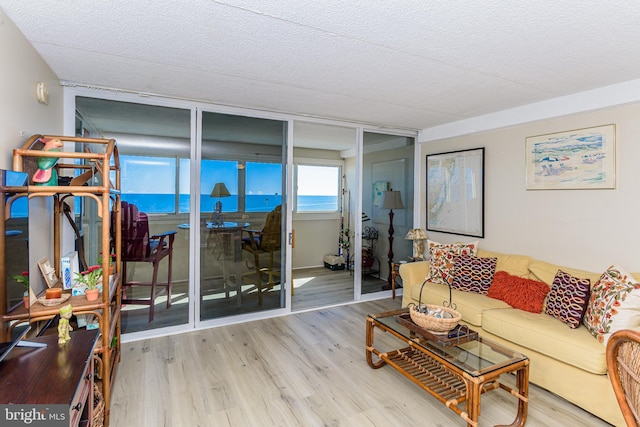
[1,134,121,427]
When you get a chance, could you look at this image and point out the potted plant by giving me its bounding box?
[12,271,29,308]
[97,252,116,275]
[75,265,102,301]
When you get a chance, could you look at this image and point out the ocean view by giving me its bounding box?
[120,194,338,214]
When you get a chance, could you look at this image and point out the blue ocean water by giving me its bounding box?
[120,194,337,214]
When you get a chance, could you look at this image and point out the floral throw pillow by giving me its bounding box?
[451,255,497,294]
[544,270,591,329]
[583,265,640,345]
[427,240,478,285]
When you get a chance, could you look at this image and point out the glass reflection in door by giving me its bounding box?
[200,112,286,320]
[76,97,192,334]
[361,132,415,295]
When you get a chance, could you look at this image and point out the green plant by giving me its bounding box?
[12,271,29,293]
[97,252,116,266]
[75,265,102,290]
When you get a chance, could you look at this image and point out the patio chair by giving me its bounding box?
[606,329,640,426]
[116,201,176,322]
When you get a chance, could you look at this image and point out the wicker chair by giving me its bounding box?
[606,329,640,426]
[241,205,281,305]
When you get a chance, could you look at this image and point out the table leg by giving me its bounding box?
[365,318,386,369]
[234,230,242,307]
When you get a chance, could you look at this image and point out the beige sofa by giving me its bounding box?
[399,248,627,427]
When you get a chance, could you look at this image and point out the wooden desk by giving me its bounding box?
[0,330,99,426]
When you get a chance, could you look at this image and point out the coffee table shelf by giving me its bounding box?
[366,309,529,427]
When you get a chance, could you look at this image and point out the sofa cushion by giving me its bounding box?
[411,281,509,326]
[488,271,550,313]
[476,249,532,278]
[451,255,497,294]
[583,265,640,345]
[482,308,607,375]
[528,259,601,287]
[545,270,591,329]
[426,240,478,285]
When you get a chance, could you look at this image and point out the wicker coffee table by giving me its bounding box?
[366,308,529,427]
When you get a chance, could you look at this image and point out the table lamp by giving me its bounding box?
[379,189,404,285]
[405,228,428,260]
[210,182,230,225]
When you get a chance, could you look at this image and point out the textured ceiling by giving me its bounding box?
[3,1,640,131]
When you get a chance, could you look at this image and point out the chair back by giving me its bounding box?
[120,201,150,261]
[607,329,640,426]
[259,205,281,252]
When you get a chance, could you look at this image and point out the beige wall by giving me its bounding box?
[0,8,62,162]
[418,102,640,272]
[1,8,62,294]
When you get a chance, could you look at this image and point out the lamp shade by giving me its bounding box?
[210,182,231,198]
[379,190,404,210]
[405,228,428,241]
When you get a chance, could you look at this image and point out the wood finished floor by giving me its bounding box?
[110,298,613,426]
[120,267,385,333]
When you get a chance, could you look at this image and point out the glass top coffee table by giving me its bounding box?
[366,308,529,427]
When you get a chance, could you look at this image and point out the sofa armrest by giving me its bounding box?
[399,261,429,307]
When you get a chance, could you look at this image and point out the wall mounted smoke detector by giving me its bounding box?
[36,81,49,105]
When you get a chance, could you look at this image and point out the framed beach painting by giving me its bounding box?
[525,124,616,190]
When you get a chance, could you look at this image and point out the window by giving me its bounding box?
[120,155,176,214]
[295,164,340,212]
[199,159,239,213]
[245,162,283,212]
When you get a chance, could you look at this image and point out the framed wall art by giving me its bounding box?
[372,181,388,206]
[426,147,484,238]
[525,124,616,190]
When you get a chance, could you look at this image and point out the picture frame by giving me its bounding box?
[372,181,388,206]
[525,124,616,190]
[426,147,484,238]
[37,257,58,288]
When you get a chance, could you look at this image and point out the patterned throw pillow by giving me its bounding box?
[583,265,640,345]
[488,271,550,313]
[545,270,591,329]
[427,240,479,285]
[451,255,497,294]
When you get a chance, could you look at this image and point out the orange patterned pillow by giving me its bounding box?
[488,271,550,313]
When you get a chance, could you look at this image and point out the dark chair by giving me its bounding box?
[116,201,176,322]
[606,329,640,426]
[242,205,281,304]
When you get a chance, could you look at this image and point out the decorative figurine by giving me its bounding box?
[58,304,73,344]
[33,137,63,186]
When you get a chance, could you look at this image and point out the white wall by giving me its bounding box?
[0,8,62,295]
[417,102,640,272]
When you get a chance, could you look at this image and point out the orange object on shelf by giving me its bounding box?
[45,288,62,299]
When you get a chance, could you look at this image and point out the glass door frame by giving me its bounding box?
[64,85,416,341]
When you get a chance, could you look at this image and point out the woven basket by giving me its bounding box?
[409,304,461,334]
[93,384,105,427]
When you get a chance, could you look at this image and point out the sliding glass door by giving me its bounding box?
[75,96,192,334]
[199,111,287,320]
[361,132,415,296]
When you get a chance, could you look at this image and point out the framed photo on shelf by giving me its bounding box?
[525,124,616,190]
[426,147,484,238]
[37,257,57,288]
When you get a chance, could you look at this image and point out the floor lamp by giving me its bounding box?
[379,189,404,287]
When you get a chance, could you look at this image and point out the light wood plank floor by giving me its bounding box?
[110,298,613,426]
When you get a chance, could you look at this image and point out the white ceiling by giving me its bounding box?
[3,1,640,132]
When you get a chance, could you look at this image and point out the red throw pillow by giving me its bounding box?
[488,271,550,313]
